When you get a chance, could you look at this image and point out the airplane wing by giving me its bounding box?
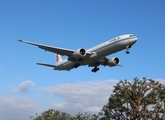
[18,40,75,56]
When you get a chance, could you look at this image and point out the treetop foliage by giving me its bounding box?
[31,78,165,120]
[100,78,165,120]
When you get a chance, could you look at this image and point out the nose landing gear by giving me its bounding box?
[126,45,131,54]
[126,50,130,54]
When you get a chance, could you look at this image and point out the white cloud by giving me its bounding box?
[1,78,164,120]
[0,96,42,120]
[39,80,119,115]
[155,79,165,84]
[39,78,165,115]
[13,80,35,93]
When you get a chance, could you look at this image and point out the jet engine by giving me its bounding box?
[72,48,86,58]
[107,57,120,67]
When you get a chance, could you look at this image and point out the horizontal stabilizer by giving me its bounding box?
[37,63,57,68]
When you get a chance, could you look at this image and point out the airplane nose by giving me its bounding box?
[130,37,138,45]
[134,37,138,42]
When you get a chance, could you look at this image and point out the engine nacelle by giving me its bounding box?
[72,48,86,58]
[107,57,120,67]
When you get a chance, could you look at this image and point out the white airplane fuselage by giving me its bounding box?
[54,34,137,71]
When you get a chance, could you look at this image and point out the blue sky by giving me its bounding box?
[0,0,165,120]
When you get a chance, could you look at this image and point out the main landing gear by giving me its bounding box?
[91,67,100,73]
[126,45,131,54]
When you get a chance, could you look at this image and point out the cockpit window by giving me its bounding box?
[129,35,134,37]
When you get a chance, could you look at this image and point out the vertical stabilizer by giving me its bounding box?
[56,54,63,65]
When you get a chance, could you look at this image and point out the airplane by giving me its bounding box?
[18,34,137,72]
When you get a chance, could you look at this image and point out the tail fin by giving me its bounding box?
[56,54,63,65]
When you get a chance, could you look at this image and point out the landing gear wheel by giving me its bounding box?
[126,50,130,54]
[91,67,100,73]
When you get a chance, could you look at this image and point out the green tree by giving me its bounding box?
[100,78,165,120]
[31,110,99,120]
[31,109,73,120]
[74,112,98,120]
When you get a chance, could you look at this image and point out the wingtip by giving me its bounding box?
[18,40,23,42]
[36,63,41,65]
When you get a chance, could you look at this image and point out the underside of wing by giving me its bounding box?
[88,57,122,67]
[18,40,74,56]
[88,57,108,67]
[19,40,93,61]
